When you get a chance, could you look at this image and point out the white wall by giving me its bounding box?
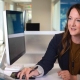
[32,0,51,31]
[10,3,14,10]
[52,0,60,31]
[0,0,4,44]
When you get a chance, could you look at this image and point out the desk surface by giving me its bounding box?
[4,67,61,80]
[35,70,62,80]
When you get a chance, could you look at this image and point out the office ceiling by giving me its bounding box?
[3,0,57,8]
[4,0,80,3]
[4,0,56,3]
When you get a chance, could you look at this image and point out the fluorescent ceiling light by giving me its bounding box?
[12,0,32,2]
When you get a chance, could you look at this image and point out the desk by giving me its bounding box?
[4,66,61,80]
[4,64,80,80]
[35,69,62,80]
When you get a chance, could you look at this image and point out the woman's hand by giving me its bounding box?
[58,70,71,80]
[17,67,40,80]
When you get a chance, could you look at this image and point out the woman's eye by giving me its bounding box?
[77,20,80,22]
[68,17,71,20]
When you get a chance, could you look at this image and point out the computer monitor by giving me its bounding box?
[3,10,25,65]
[26,23,40,31]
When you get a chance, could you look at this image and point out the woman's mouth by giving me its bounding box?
[71,28,76,31]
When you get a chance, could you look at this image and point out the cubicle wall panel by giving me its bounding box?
[25,35,54,54]
[13,54,44,64]
[13,34,59,65]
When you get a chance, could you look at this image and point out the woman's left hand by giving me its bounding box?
[58,70,71,80]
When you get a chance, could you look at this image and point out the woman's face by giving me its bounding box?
[68,8,80,36]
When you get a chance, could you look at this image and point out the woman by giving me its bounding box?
[17,3,80,80]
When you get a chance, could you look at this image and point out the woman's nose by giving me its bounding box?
[71,20,76,27]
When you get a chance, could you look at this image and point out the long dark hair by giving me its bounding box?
[59,3,80,57]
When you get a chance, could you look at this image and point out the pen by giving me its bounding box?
[29,66,38,74]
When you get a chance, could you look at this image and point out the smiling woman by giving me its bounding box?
[16,4,80,80]
[68,8,80,38]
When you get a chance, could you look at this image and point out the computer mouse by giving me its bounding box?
[10,72,35,79]
[20,75,35,79]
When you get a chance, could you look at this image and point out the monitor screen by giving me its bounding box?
[3,10,25,65]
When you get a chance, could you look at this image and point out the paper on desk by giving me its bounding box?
[4,68,20,76]
[4,70,12,76]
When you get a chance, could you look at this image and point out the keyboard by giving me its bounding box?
[5,65,24,71]
[10,72,35,79]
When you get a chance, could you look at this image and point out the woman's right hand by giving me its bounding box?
[17,67,40,80]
